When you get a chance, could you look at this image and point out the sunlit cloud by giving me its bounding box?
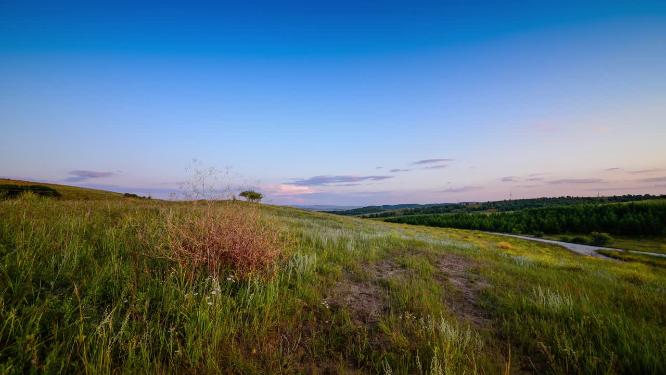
[265,184,315,195]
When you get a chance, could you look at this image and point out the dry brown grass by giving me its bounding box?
[497,241,514,250]
[166,202,284,279]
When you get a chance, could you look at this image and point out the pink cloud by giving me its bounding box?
[265,184,315,196]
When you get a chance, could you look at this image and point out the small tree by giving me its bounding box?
[239,190,263,203]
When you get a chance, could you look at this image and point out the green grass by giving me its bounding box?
[597,250,666,268]
[543,234,666,254]
[1,195,665,373]
[607,236,666,254]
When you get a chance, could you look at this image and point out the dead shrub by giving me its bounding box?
[165,202,283,279]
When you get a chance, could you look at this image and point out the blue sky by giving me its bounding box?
[1,1,665,205]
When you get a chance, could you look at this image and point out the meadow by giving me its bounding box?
[1,191,665,374]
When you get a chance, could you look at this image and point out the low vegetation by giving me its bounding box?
[0,184,61,199]
[1,186,665,373]
[596,250,666,268]
[557,232,613,247]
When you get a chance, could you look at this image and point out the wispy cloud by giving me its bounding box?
[605,167,622,171]
[412,158,454,165]
[390,168,411,173]
[65,170,115,182]
[423,165,447,170]
[526,177,543,181]
[547,178,605,185]
[500,176,517,182]
[640,176,666,183]
[630,168,663,175]
[289,175,393,186]
[439,185,483,193]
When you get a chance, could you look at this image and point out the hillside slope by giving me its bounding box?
[0,178,124,200]
[1,197,664,373]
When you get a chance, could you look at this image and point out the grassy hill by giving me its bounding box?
[1,191,665,373]
[0,178,125,200]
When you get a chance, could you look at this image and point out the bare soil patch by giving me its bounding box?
[326,259,405,325]
[436,253,489,326]
[370,258,406,280]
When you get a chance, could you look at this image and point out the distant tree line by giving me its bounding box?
[325,204,422,216]
[385,201,666,236]
[361,194,666,218]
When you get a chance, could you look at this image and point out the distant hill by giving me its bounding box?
[0,178,125,200]
[331,195,666,217]
[291,204,363,212]
[324,204,426,216]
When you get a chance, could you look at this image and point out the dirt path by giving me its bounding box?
[436,253,489,326]
[489,232,666,259]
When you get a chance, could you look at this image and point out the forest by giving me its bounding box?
[333,194,666,218]
[385,200,666,236]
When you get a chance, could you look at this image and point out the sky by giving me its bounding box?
[1,1,665,206]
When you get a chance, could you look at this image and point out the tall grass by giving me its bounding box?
[1,196,665,373]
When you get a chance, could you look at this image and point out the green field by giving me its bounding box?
[1,186,665,373]
[539,234,666,255]
[607,236,666,254]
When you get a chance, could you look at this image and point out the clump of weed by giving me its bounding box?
[497,241,513,250]
[165,202,284,279]
[421,316,482,374]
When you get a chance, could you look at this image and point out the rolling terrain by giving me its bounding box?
[1,182,665,373]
